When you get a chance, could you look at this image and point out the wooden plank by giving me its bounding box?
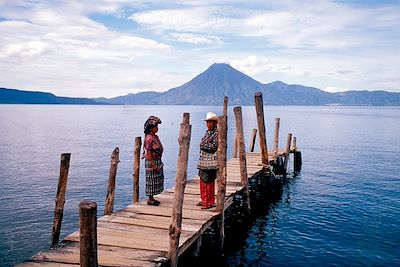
[18,262,79,267]
[29,244,161,267]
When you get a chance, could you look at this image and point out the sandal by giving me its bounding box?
[196,201,203,206]
[201,204,216,210]
[147,200,159,206]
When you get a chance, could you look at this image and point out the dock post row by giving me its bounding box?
[18,91,302,267]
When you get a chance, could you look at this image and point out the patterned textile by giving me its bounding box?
[197,128,218,170]
[143,134,163,160]
[145,159,164,196]
[199,128,218,153]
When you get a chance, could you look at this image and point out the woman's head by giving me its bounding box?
[144,116,161,134]
[203,112,218,130]
[144,124,158,134]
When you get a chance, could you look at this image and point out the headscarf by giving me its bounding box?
[144,116,162,132]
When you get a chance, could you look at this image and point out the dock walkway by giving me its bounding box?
[19,151,277,267]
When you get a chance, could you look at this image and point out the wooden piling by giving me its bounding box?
[283,133,292,172]
[216,114,227,253]
[169,113,191,267]
[293,137,302,172]
[223,96,228,116]
[293,137,297,151]
[79,201,98,267]
[51,153,71,247]
[234,107,250,209]
[217,115,228,212]
[104,147,120,215]
[133,137,141,203]
[249,128,257,152]
[273,118,280,163]
[254,92,268,165]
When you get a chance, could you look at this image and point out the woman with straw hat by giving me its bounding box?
[196,112,219,209]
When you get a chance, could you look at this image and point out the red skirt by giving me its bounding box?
[199,179,215,208]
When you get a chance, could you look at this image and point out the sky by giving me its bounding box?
[0,0,399,98]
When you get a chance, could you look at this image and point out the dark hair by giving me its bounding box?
[144,124,156,134]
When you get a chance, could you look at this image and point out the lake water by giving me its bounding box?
[0,105,399,266]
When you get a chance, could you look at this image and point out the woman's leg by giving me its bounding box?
[200,179,207,207]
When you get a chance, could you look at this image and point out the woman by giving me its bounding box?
[143,116,164,206]
[197,112,219,209]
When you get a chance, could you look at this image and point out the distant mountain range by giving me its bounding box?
[0,88,101,104]
[1,63,399,105]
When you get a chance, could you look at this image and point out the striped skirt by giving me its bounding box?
[145,159,164,196]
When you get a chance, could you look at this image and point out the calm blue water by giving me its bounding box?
[0,105,399,266]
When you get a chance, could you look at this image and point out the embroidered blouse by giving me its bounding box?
[200,128,218,153]
[144,134,163,160]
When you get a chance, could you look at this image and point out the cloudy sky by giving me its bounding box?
[0,0,399,97]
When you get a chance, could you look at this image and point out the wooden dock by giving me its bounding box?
[18,152,280,267]
[18,93,302,266]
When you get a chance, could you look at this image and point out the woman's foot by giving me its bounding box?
[196,201,203,206]
[147,197,160,206]
[147,200,159,206]
[201,203,216,209]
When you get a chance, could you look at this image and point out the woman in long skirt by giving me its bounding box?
[143,116,164,206]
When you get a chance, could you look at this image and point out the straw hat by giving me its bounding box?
[203,112,218,121]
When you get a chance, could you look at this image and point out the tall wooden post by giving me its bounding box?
[234,107,250,209]
[254,92,268,165]
[283,133,292,173]
[104,147,120,215]
[216,115,227,252]
[273,118,280,163]
[169,113,191,267]
[249,128,257,152]
[51,153,71,247]
[79,201,98,267]
[223,96,228,116]
[133,137,141,203]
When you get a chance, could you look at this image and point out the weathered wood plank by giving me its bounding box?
[29,244,161,267]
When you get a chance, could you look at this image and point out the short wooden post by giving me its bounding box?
[293,137,297,151]
[234,107,250,209]
[51,153,71,247]
[254,92,268,164]
[169,113,191,267]
[104,147,120,215]
[133,137,141,203]
[223,96,228,116]
[79,201,98,267]
[273,118,280,163]
[293,137,302,172]
[249,128,257,152]
[283,133,292,173]
[216,115,227,253]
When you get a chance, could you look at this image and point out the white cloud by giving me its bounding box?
[0,0,399,96]
[0,40,50,58]
[129,7,239,32]
[113,35,170,50]
[169,32,223,44]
